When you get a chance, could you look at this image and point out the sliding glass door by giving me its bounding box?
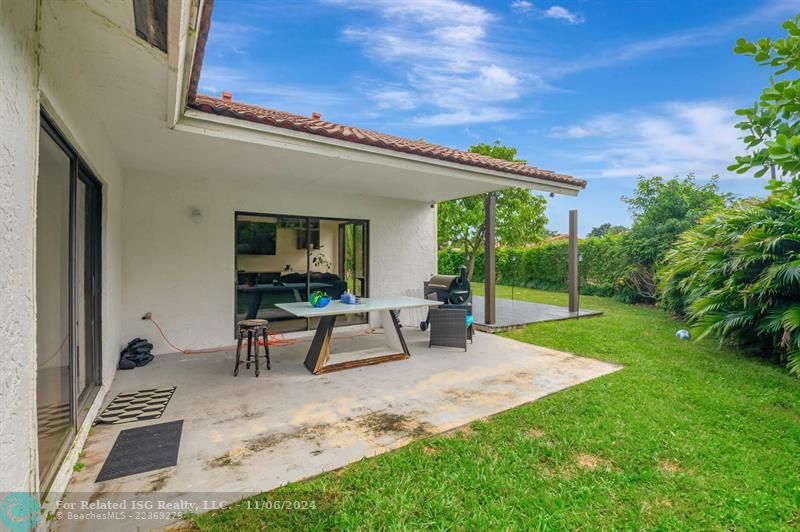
[338,221,368,298]
[36,113,102,493]
[36,123,73,490]
[75,168,102,416]
[235,213,368,333]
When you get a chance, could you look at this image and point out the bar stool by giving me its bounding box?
[234,319,271,377]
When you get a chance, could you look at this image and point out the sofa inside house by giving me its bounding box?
[236,271,349,322]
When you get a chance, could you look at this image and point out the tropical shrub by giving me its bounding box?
[659,180,800,375]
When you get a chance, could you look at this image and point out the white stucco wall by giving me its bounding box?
[0,0,126,496]
[122,172,437,354]
[36,20,127,496]
[0,0,40,493]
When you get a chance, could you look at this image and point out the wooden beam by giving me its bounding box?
[314,353,410,374]
[484,192,497,324]
[568,209,579,313]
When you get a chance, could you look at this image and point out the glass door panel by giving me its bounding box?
[75,170,101,423]
[234,213,368,334]
[334,221,368,326]
[339,222,368,297]
[36,115,103,493]
[235,214,308,333]
[36,127,73,487]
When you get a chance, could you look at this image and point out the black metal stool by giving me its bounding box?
[234,319,271,377]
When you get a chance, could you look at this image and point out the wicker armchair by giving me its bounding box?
[428,305,474,351]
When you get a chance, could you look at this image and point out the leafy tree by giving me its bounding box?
[729,16,800,179]
[619,175,731,301]
[437,142,548,279]
[657,17,800,376]
[587,223,627,238]
[660,180,800,375]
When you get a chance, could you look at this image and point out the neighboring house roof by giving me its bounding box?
[542,234,571,243]
[522,234,579,247]
[188,94,586,189]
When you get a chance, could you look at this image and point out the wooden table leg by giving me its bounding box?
[304,315,337,374]
[304,309,411,375]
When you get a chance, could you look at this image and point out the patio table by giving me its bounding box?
[276,296,442,374]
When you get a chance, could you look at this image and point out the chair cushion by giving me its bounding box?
[465,315,474,327]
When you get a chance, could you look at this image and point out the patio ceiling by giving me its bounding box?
[40,1,584,203]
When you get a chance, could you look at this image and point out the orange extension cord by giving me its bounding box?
[144,315,303,355]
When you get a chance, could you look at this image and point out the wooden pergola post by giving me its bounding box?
[484,192,497,324]
[568,209,579,314]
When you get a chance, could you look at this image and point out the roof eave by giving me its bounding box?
[177,109,584,196]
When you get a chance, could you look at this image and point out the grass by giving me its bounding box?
[189,287,800,530]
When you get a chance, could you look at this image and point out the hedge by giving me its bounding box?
[438,235,628,297]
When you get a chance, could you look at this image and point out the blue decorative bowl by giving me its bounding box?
[311,296,331,308]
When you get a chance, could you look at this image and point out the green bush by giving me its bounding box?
[438,235,628,298]
[659,180,800,375]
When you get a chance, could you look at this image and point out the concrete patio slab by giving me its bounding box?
[472,295,602,332]
[52,327,620,531]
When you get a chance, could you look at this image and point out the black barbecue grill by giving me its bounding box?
[420,266,472,330]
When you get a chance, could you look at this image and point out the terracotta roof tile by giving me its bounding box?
[188,95,586,189]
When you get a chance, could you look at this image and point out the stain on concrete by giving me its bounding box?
[88,488,110,503]
[146,470,171,492]
[442,387,514,406]
[208,410,434,469]
[483,371,534,386]
[207,423,332,468]
[356,410,432,439]
[212,411,265,425]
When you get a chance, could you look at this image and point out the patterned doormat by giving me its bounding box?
[93,387,176,425]
[37,402,71,437]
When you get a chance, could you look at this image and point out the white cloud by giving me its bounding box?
[479,65,520,95]
[543,6,583,24]
[546,0,797,77]
[206,21,269,56]
[550,116,620,139]
[510,0,534,13]
[324,0,544,125]
[370,88,418,110]
[552,101,748,179]
[413,108,518,126]
[511,1,584,24]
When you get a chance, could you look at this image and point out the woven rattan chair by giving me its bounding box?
[428,306,473,351]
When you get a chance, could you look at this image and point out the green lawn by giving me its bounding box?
[190,287,800,530]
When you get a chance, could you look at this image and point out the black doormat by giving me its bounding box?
[94,387,176,425]
[96,420,183,482]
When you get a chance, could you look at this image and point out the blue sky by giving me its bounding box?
[199,0,800,234]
